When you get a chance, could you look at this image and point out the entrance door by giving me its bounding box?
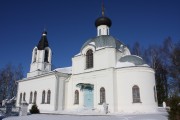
[84,89,94,108]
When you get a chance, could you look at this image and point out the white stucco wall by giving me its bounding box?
[72,47,116,74]
[57,76,69,111]
[28,47,52,78]
[16,74,57,112]
[17,37,158,114]
[65,68,116,113]
[97,25,110,36]
[68,46,158,113]
[116,67,157,113]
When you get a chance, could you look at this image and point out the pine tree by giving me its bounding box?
[29,104,40,114]
[168,96,180,120]
[155,60,168,105]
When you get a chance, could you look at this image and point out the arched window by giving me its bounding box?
[33,91,37,104]
[23,92,26,101]
[29,92,33,104]
[74,90,79,104]
[42,90,46,104]
[100,87,106,104]
[33,48,37,62]
[154,86,157,102]
[132,85,141,103]
[47,90,51,104]
[44,49,49,62]
[86,49,93,69]
[19,93,22,104]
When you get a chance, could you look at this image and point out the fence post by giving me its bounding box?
[19,101,28,116]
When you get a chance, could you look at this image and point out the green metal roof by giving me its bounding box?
[81,35,126,52]
[119,55,146,65]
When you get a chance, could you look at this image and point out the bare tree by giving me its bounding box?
[160,37,180,96]
[0,64,23,103]
[143,45,168,105]
[131,41,142,57]
[169,42,180,95]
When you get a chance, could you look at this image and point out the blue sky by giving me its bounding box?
[0,0,180,75]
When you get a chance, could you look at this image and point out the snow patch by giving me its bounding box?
[116,62,135,68]
[89,42,95,45]
[142,64,149,67]
[75,53,81,56]
[96,47,106,50]
[54,67,72,74]
[131,55,143,59]
[2,113,168,120]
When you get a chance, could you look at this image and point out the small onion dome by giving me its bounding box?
[37,31,49,50]
[95,16,112,27]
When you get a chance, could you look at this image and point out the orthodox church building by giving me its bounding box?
[16,9,158,114]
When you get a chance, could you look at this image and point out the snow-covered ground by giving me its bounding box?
[2,113,168,120]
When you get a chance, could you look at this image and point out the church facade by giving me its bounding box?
[16,12,158,114]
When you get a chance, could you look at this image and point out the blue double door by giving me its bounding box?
[84,89,94,108]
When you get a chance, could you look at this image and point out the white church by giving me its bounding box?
[16,8,158,114]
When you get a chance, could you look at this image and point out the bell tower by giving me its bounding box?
[27,30,52,77]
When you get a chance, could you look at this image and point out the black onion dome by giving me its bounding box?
[95,16,112,27]
[37,31,49,50]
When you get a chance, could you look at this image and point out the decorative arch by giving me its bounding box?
[132,85,141,103]
[33,91,37,104]
[81,45,95,55]
[29,92,33,104]
[42,90,46,104]
[74,90,79,104]
[47,90,51,104]
[86,49,93,69]
[100,87,106,104]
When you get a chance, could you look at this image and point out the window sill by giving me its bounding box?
[132,101,142,104]
[85,67,93,70]
[40,103,50,104]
